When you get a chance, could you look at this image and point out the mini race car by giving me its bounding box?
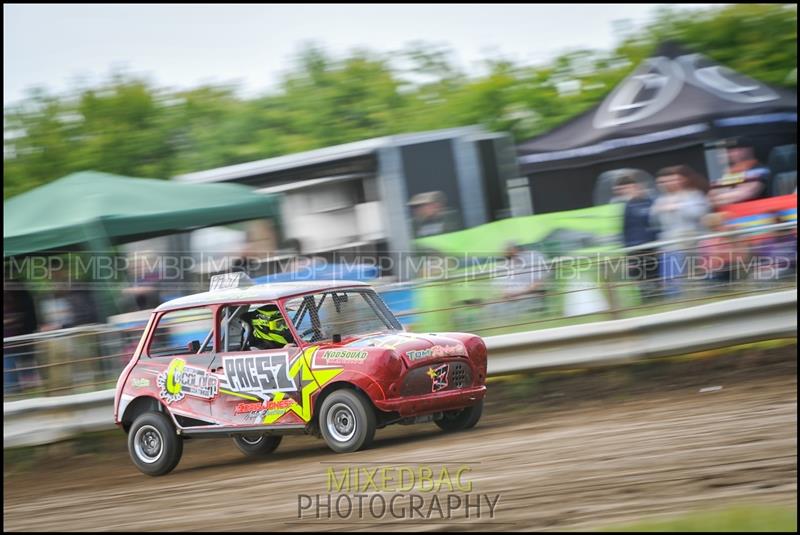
[114,273,488,475]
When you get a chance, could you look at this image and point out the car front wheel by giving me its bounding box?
[319,389,376,453]
[435,399,483,432]
[128,411,183,476]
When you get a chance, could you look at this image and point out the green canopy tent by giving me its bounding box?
[4,171,281,257]
[4,171,282,320]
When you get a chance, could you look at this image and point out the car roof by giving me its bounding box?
[154,280,371,312]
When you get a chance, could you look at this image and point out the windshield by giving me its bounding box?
[284,289,402,344]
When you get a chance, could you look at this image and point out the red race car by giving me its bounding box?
[114,273,487,475]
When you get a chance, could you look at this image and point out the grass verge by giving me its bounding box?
[602,504,797,532]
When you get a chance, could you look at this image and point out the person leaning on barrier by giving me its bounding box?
[616,174,660,299]
[650,165,711,241]
[697,212,751,287]
[491,241,552,321]
[3,286,39,394]
[650,165,711,297]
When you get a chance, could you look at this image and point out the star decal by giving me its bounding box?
[263,346,343,424]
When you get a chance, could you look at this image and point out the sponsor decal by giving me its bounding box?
[240,409,265,423]
[406,349,433,361]
[157,359,219,404]
[594,53,779,130]
[318,349,368,365]
[593,56,684,128]
[427,364,449,392]
[234,398,299,423]
[235,399,297,414]
[223,353,295,396]
[406,344,464,361]
[131,377,151,388]
[235,401,266,415]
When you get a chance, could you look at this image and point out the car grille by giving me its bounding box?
[451,362,469,388]
[400,361,472,396]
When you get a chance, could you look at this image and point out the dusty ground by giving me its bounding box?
[3,346,797,532]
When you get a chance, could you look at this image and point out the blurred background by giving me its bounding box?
[3,3,796,399]
[3,4,797,531]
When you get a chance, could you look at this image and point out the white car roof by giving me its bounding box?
[155,280,371,312]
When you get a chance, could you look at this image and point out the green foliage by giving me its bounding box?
[604,504,797,532]
[645,4,798,88]
[4,4,797,199]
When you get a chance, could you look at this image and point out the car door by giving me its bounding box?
[142,306,219,425]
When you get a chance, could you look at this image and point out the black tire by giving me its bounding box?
[435,399,483,432]
[319,389,376,453]
[232,434,282,457]
[127,411,183,476]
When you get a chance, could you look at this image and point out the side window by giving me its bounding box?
[219,305,248,353]
[148,307,214,358]
[285,296,314,340]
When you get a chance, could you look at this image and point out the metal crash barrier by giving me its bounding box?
[3,289,796,448]
[3,220,797,447]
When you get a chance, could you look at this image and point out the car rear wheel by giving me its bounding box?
[319,389,376,453]
[435,399,483,432]
[232,434,282,457]
[128,411,183,476]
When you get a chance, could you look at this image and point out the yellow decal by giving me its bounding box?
[263,346,343,424]
[166,358,185,395]
[220,388,261,401]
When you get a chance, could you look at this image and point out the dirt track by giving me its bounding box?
[4,349,798,532]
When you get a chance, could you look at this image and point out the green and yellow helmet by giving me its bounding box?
[249,306,290,346]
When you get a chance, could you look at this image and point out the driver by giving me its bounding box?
[244,305,294,350]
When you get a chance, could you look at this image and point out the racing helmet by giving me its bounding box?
[249,306,291,347]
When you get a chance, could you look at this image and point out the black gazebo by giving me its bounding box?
[517,42,797,213]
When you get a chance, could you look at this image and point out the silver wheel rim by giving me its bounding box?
[327,402,357,443]
[240,434,263,445]
[134,425,164,464]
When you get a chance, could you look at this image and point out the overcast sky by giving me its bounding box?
[4,3,720,106]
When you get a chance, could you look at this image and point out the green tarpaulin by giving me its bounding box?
[415,203,623,255]
[4,171,281,257]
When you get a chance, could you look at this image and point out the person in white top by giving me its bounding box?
[650,165,711,297]
[492,242,552,321]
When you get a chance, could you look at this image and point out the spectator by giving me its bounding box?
[651,166,711,240]
[492,241,551,320]
[38,267,97,330]
[609,179,630,204]
[708,139,771,208]
[408,191,461,238]
[617,174,659,300]
[3,281,40,393]
[121,253,163,312]
[745,215,798,283]
[697,212,748,287]
[618,174,658,246]
[650,165,711,297]
[39,293,75,331]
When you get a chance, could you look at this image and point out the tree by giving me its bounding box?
[638,4,797,88]
[4,4,796,199]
